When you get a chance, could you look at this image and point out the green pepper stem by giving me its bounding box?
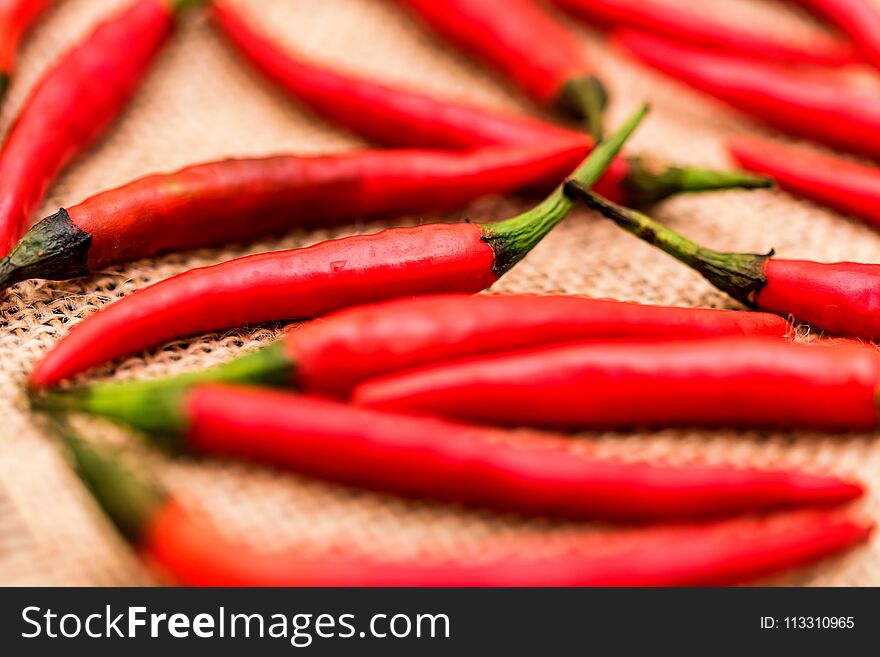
[564,182,771,306]
[41,414,166,543]
[34,384,189,444]
[622,157,774,207]
[30,341,294,440]
[558,75,609,141]
[484,103,649,276]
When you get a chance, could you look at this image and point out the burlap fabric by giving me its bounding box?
[0,0,877,586]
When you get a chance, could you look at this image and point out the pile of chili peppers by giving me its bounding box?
[4,0,879,586]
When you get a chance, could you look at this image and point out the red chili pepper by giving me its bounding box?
[0,0,202,258]
[147,506,876,586]
[57,428,873,586]
[38,382,865,521]
[728,136,880,230]
[211,1,770,207]
[614,29,880,160]
[0,0,54,98]
[0,140,590,290]
[290,294,793,397]
[27,105,647,390]
[567,182,880,341]
[39,294,792,401]
[354,336,880,432]
[790,0,880,69]
[212,0,577,150]
[397,0,608,139]
[552,0,859,67]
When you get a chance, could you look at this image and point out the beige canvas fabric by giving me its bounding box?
[0,0,877,585]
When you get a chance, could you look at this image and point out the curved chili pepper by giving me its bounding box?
[791,0,880,69]
[37,383,864,521]
[144,506,875,586]
[212,0,577,150]
[354,337,880,432]
[36,294,794,403]
[0,140,590,290]
[211,1,767,206]
[288,295,793,396]
[27,105,647,390]
[567,182,880,341]
[614,29,880,160]
[57,427,873,586]
[397,0,608,139]
[0,0,54,99]
[0,0,203,258]
[552,0,858,67]
[728,136,880,230]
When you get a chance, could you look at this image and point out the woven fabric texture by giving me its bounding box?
[0,0,877,585]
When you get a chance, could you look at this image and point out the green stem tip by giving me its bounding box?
[29,340,295,440]
[558,75,609,142]
[32,384,189,447]
[622,157,775,207]
[563,181,771,306]
[484,102,649,276]
[40,414,166,543]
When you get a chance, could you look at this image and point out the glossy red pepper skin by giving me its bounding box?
[27,106,647,389]
[0,0,53,95]
[792,0,880,69]
[570,185,880,343]
[757,260,880,340]
[397,0,608,139]
[29,224,498,389]
[211,0,626,200]
[59,424,871,586]
[355,337,880,432]
[398,0,596,106]
[615,29,880,159]
[172,384,863,522]
[0,140,588,289]
[729,137,880,229]
[554,0,858,67]
[212,0,579,150]
[79,144,585,267]
[31,294,798,435]
[211,2,770,207]
[143,503,872,586]
[291,294,794,397]
[0,0,185,257]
